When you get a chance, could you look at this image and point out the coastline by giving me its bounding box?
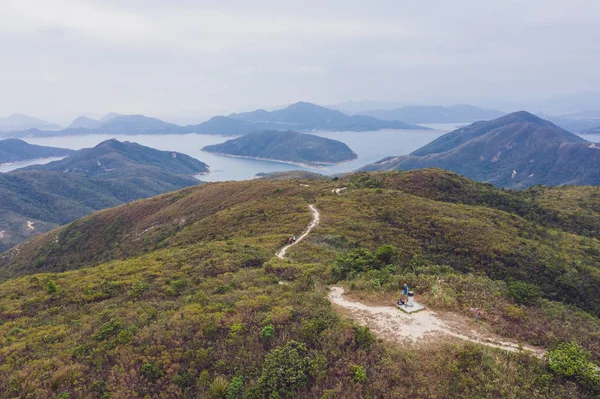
[0,155,68,168]
[201,151,358,169]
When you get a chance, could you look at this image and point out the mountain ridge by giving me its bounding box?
[359,111,599,188]
[2,102,429,137]
[0,138,74,164]
[0,140,208,252]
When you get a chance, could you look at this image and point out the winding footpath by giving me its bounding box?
[276,204,320,259]
[274,201,544,357]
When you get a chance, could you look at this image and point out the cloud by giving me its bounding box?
[0,0,598,119]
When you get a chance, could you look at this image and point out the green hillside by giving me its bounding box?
[0,140,208,253]
[203,130,358,166]
[2,170,600,397]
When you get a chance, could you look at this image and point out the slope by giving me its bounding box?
[360,111,600,188]
[0,140,208,252]
[0,138,74,164]
[1,170,600,397]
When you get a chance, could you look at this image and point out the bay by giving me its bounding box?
[10,129,449,181]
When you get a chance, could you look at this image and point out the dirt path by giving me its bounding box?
[276,204,320,259]
[329,286,545,357]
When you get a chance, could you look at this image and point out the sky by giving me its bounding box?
[1,0,600,124]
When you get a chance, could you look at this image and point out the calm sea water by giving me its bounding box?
[2,128,452,181]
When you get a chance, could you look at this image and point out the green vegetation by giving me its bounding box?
[0,139,208,253]
[360,111,600,188]
[2,170,600,397]
[203,130,358,165]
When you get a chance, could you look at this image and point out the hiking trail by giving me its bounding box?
[276,204,320,259]
[329,286,545,357]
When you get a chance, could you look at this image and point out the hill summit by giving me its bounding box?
[202,130,358,166]
[360,111,599,188]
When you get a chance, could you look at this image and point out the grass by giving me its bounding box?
[2,169,600,397]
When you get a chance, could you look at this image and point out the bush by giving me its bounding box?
[258,341,311,396]
[351,365,367,383]
[173,369,194,389]
[333,248,375,280]
[128,280,149,298]
[548,342,591,377]
[141,362,163,382]
[352,325,375,350]
[507,280,542,305]
[47,280,57,294]
[93,318,122,341]
[261,324,275,340]
[374,245,396,266]
[226,376,244,399]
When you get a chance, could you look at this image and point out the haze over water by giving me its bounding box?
[2,128,450,181]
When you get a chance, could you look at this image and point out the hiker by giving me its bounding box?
[292,235,296,242]
[397,298,406,306]
[403,283,409,299]
[288,236,293,245]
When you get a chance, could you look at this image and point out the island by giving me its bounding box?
[202,130,358,167]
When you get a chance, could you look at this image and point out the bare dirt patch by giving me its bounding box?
[329,286,545,357]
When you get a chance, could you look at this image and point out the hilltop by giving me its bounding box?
[226,101,427,131]
[0,140,208,252]
[360,104,505,123]
[1,170,600,397]
[3,103,428,137]
[360,111,600,188]
[202,130,358,166]
[0,113,60,131]
[0,138,74,164]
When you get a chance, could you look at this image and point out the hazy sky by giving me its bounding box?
[1,0,600,123]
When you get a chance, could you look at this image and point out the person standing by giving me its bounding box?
[403,283,409,300]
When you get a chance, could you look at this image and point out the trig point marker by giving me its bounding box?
[397,291,425,313]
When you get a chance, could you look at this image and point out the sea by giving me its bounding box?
[0,123,466,181]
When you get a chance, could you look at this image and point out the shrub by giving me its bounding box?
[226,376,244,399]
[374,245,396,266]
[258,341,311,396]
[141,362,163,382]
[547,342,591,377]
[261,324,275,340]
[504,304,526,321]
[47,280,57,294]
[93,318,122,341]
[507,280,542,305]
[172,278,189,293]
[210,376,230,398]
[56,393,70,399]
[173,370,194,389]
[129,280,149,298]
[351,365,367,383]
[352,325,375,350]
[333,248,375,280]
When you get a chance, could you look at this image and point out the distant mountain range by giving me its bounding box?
[225,101,426,131]
[360,111,600,189]
[0,139,208,252]
[0,113,60,131]
[0,103,428,138]
[0,139,74,164]
[203,130,358,166]
[358,105,505,123]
